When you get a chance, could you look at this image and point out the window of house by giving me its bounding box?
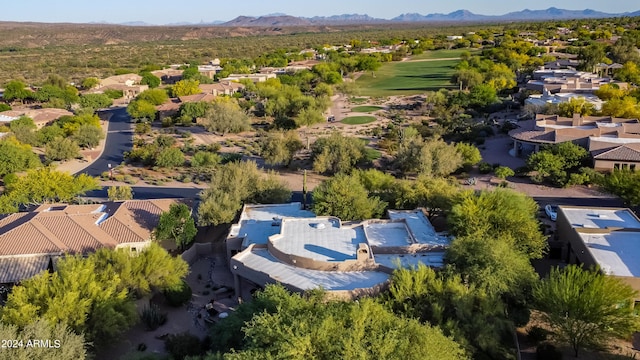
[622,164,628,170]
[614,163,620,170]
[631,164,637,171]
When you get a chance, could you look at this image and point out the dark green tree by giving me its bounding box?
[155,203,197,251]
[155,147,185,168]
[312,173,386,220]
[0,137,41,177]
[260,130,303,166]
[312,132,366,175]
[214,284,467,360]
[3,80,31,102]
[44,136,80,162]
[79,93,113,110]
[203,98,251,134]
[127,99,157,120]
[137,88,168,106]
[140,71,161,88]
[534,265,640,357]
[448,188,546,260]
[73,123,103,149]
[197,161,291,226]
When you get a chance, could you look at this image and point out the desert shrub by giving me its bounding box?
[478,161,493,174]
[164,280,192,307]
[164,332,204,360]
[494,166,514,179]
[140,304,167,331]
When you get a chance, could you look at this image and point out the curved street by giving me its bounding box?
[78,107,133,177]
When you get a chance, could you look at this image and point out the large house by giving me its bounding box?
[219,73,276,83]
[509,114,640,170]
[150,69,184,85]
[226,203,449,300]
[94,73,148,100]
[0,108,74,128]
[0,200,177,284]
[556,206,640,300]
[525,67,626,111]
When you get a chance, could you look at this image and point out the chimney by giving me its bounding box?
[573,112,581,126]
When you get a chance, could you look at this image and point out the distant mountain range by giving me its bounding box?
[111,7,640,27]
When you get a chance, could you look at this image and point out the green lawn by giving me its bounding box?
[364,147,382,161]
[352,105,383,113]
[356,59,459,97]
[341,116,377,125]
[410,48,480,60]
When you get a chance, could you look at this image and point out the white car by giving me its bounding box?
[545,204,558,221]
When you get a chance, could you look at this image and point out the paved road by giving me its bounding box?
[84,187,307,203]
[78,107,133,177]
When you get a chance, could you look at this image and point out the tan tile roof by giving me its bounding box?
[593,144,640,162]
[37,216,105,254]
[178,93,216,103]
[0,200,181,255]
[0,222,65,256]
[509,129,557,143]
[0,200,185,283]
[0,108,73,126]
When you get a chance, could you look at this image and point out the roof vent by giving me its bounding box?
[95,213,109,225]
[92,205,106,213]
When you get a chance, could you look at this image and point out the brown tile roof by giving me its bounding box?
[593,144,640,162]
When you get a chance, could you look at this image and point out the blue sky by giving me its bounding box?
[2,0,639,24]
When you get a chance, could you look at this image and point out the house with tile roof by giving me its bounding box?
[509,114,640,169]
[0,108,74,128]
[0,199,177,284]
[150,69,184,85]
[591,142,640,171]
[227,203,450,300]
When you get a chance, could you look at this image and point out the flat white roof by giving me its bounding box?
[365,222,412,247]
[274,218,364,262]
[235,248,389,291]
[228,203,314,247]
[580,232,640,277]
[388,210,449,246]
[561,207,640,229]
[590,136,640,145]
[374,252,445,269]
[0,114,17,122]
